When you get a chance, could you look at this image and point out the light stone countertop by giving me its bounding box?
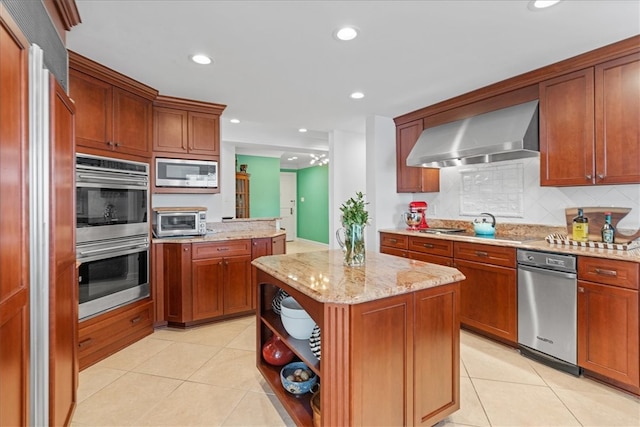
[152,230,285,244]
[379,229,640,263]
[251,249,465,304]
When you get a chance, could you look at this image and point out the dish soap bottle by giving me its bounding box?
[572,208,589,242]
[601,212,615,244]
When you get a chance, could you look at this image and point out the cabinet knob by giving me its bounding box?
[585,174,592,180]
[183,247,189,251]
[578,286,585,293]
[597,173,604,180]
[115,142,121,147]
[106,141,114,147]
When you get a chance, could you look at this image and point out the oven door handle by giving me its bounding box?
[78,242,149,257]
[77,174,148,185]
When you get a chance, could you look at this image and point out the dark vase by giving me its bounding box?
[262,335,294,366]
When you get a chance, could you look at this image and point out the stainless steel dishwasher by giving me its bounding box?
[517,249,580,376]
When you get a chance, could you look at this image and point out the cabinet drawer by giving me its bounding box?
[454,242,516,268]
[408,236,453,257]
[192,239,251,259]
[409,251,453,267]
[78,300,153,369]
[578,257,639,289]
[380,233,408,250]
[381,246,408,258]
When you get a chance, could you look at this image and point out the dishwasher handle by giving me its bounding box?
[518,263,577,280]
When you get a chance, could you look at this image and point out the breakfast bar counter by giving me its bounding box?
[252,250,465,426]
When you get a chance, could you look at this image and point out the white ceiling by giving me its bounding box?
[66,0,640,168]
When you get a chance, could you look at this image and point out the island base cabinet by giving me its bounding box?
[255,267,460,427]
[578,280,639,393]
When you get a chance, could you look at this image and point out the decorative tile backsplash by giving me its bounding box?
[459,163,524,217]
[424,157,640,230]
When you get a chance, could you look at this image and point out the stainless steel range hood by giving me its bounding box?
[407,100,539,168]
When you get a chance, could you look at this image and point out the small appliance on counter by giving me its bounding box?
[472,212,496,236]
[405,201,429,230]
[152,207,207,237]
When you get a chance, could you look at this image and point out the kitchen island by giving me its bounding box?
[253,250,465,426]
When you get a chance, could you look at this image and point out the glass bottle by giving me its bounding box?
[572,208,589,242]
[601,212,615,244]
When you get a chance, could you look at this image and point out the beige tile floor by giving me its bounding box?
[71,239,640,426]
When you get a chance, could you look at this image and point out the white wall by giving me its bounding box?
[409,157,640,231]
[329,130,366,248]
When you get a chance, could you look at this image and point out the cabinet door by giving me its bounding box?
[192,257,224,320]
[112,87,152,157]
[153,107,188,154]
[455,259,517,344]
[49,76,78,427]
[578,280,639,389]
[189,111,219,156]
[0,8,29,425]
[223,255,252,315]
[272,235,286,255]
[69,69,113,151]
[539,68,595,186]
[164,244,192,323]
[595,53,640,184]
[396,120,440,193]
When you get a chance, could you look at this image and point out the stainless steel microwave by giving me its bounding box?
[155,158,218,188]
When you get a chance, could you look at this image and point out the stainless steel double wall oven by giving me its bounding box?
[76,154,150,320]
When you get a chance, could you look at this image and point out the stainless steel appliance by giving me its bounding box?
[517,249,580,376]
[76,153,149,243]
[76,153,150,319]
[153,207,207,237]
[155,157,218,188]
[77,235,149,319]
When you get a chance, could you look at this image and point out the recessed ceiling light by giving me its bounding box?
[350,92,365,99]
[229,118,240,124]
[191,54,212,65]
[335,26,359,41]
[528,0,562,10]
[298,128,307,133]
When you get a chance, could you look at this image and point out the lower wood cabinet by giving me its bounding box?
[256,269,460,426]
[577,257,639,394]
[380,232,453,267]
[78,300,153,370]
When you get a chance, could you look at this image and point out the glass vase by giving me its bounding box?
[338,223,365,266]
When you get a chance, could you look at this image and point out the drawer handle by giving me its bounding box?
[595,268,617,277]
[217,247,229,251]
[475,251,489,257]
[423,243,434,249]
[79,338,93,348]
[130,315,142,325]
[389,238,397,243]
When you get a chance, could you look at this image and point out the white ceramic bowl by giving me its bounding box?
[280,297,316,339]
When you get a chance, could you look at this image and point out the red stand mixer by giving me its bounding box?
[404,201,429,230]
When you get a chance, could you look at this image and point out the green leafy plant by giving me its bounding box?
[339,191,370,226]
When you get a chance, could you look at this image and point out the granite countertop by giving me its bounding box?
[379,228,640,263]
[153,230,285,244]
[252,249,465,304]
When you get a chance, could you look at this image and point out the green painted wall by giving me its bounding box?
[236,155,280,218]
[297,165,329,244]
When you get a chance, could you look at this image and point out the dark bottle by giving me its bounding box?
[601,212,615,244]
[572,208,589,242]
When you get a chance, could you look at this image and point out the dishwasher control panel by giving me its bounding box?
[517,249,576,273]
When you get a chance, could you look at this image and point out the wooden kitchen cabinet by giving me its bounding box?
[540,53,640,186]
[395,119,440,193]
[255,264,460,426]
[577,257,639,394]
[453,242,517,345]
[236,172,250,218]
[153,95,225,157]
[69,51,157,159]
[380,233,453,267]
[78,300,153,370]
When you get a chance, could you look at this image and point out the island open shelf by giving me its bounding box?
[253,250,465,426]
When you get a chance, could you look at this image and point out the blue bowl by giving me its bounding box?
[280,361,317,395]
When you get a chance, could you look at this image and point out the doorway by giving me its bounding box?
[280,172,296,241]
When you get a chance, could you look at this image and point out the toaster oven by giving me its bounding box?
[152,207,207,237]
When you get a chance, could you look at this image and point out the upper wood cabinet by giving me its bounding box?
[395,119,440,193]
[153,95,226,158]
[69,51,158,159]
[540,53,640,186]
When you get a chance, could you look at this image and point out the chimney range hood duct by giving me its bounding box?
[407,100,539,168]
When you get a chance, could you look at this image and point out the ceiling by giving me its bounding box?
[66,1,640,168]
